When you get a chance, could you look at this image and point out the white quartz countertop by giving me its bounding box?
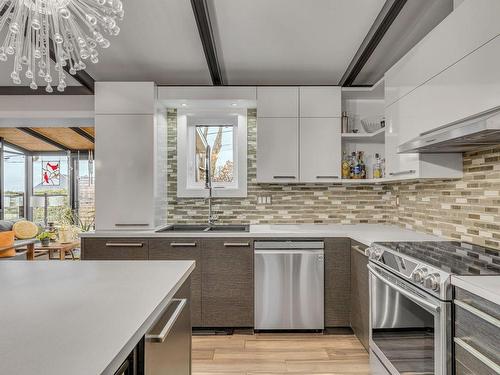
[452,275,500,306]
[80,224,443,246]
[0,260,195,375]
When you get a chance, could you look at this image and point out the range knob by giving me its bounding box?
[423,273,441,291]
[412,268,428,283]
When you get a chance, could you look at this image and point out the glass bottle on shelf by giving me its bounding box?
[373,153,383,179]
[358,151,366,179]
[350,152,357,179]
[342,152,350,179]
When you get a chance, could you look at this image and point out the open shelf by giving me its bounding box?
[341,127,385,143]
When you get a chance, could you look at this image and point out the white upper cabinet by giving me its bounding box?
[257,87,299,117]
[257,118,299,183]
[299,87,341,118]
[95,82,156,115]
[384,103,463,180]
[300,118,341,182]
[385,0,500,106]
[95,114,156,230]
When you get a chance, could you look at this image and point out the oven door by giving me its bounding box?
[368,263,450,375]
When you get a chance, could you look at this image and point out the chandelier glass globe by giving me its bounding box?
[0,0,124,92]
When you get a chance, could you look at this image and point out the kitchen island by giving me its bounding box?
[0,260,194,375]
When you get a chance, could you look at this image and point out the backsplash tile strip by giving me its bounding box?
[167,109,500,250]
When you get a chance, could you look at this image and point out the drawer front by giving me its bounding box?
[149,239,202,327]
[455,302,500,368]
[456,287,500,321]
[81,238,149,260]
[455,340,500,375]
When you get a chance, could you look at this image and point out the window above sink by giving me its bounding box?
[177,109,248,198]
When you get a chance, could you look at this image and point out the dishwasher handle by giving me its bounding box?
[254,249,324,255]
[145,298,187,343]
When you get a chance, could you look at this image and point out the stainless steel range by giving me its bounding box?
[366,241,500,375]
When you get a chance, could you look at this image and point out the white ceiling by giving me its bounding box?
[85,0,212,85]
[209,0,385,85]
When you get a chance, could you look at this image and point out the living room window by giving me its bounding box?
[177,110,247,198]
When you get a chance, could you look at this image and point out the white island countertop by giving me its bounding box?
[452,275,500,305]
[0,260,195,375]
[80,224,443,247]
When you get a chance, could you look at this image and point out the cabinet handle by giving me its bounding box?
[454,338,500,373]
[389,170,416,176]
[224,242,250,247]
[114,223,149,227]
[105,242,144,247]
[170,242,197,247]
[316,175,339,179]
[145,299,187,343]
[351,245,366,256]
[273,176,296,179]
[454,300,500,328]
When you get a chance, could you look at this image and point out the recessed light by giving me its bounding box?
[181,103,187,107]
[231,103,237,107]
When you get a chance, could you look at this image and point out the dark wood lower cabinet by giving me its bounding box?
[81,238,149,260]
[350,240,369,350]
[324,238,351,327]
[149,239,202,327]
[201,238,254,327]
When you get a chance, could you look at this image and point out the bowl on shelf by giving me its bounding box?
[361,116,384,133]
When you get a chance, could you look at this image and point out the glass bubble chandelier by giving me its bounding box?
[0,0,123,92]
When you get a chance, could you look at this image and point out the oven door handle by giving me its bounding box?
[368,265,440,313]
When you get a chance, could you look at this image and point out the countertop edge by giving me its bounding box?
[451,275,500,306]
[101,261,195,375]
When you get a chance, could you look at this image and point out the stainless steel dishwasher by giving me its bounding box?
[145,298,191,375]
[254,241,324,330]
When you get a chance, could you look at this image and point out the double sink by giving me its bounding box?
[156,224,250,233]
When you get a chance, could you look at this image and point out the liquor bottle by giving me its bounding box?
[373,153,383,179]
[350,152,357,179]
[342,152,350,179]
[358,151,366,179]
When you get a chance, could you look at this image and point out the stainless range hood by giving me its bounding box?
[398,108,500,153]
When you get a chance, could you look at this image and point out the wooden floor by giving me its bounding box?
[192,333,370,375]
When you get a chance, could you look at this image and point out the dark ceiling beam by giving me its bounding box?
[69,127,95,143]
[17,128,70,151]
[0,86,93,95]
[339,0,407,87]
[191,0,224,85]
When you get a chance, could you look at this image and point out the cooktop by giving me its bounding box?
[374,241,500,276]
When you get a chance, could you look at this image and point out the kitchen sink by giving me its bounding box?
[156,224,249,233]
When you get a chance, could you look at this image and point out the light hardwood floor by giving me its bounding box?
[192,333,370,375]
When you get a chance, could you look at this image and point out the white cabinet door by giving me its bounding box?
[95,114,155,230]
[300,118,341,182]
[95,82,156,115]
[385,0,500,106]
[299,87,341,118]
[257,118,299,183]
[257,87,299,117]
[384,103,462,180]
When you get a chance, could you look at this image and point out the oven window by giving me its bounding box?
[371,274,435,374]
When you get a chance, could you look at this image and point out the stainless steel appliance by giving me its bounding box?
[145,298,191,375]
[398,107,500,153]
[254,241,324,330]
[366,241,500,375]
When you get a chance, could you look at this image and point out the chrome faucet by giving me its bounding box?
[205,144,217,225]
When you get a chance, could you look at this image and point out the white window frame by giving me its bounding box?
[177,109,247,198]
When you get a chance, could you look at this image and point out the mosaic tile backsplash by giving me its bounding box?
[167,109,500,250]
[167,109,394,225]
